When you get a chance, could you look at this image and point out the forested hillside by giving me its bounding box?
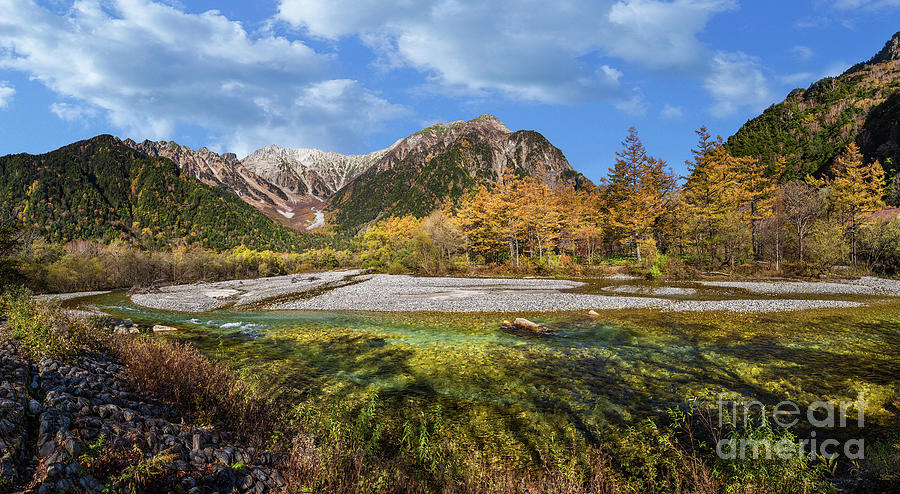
[327,115,591,231]
[727,32,900,184]
[0,136,316,251]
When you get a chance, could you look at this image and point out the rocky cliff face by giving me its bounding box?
[328,114,590,230]
[126,139,289,209]
[846,31,900,74]
[240,145,390,200]
[124,114,587,232]
[125,140,328,230]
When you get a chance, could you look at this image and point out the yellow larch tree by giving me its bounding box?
[681,127,742,265]
[829,142,885,264]
[606,127,673,262]
[734,155,785,260]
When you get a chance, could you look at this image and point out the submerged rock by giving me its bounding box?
[501,318,555,336]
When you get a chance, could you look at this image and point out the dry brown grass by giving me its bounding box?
[113,337,282,446]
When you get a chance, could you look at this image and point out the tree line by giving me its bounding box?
[4,125,900,292]
[358,127,899,277]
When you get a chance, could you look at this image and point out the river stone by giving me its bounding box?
[501,318,554,335]
[38,440,56,458]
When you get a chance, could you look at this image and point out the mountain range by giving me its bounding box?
[0,115,586,246]
[4,32,900,247]
[123,114,587,232]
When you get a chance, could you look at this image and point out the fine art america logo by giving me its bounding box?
[715,393,867,460]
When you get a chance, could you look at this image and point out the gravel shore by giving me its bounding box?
[699,276,900,296]
[122,271,897,314]
[263,273,873,313]
[37,291,111,302]
[130,270,363,312]
[266,274,668,312]
[0,340,285,493]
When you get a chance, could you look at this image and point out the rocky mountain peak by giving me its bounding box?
[119,114,585,233]
[470,114,511,133]
[845,31,900,74]
[872,31,900,64]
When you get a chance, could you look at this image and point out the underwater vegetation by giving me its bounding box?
[77,292,900,489]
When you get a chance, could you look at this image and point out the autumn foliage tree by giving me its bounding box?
[780,180,822,262]
[356,127,892,276]
[680,128,743,265]
[829,143,885,265]
[605,127,674,262]
[736,156,784,259]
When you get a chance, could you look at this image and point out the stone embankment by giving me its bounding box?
[0,339,286,493]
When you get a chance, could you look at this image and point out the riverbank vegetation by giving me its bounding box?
[7,293,898,492]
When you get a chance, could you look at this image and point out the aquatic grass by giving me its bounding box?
[67,291,900,491]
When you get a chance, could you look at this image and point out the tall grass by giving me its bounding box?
[113,337,284,446]
[0,288,106,359]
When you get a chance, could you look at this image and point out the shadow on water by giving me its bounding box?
[71,291,900,464]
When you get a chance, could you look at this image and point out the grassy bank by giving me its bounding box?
[3,290,899,492]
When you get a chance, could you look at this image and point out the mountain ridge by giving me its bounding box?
[120,114,587,232]
[0,135,308,250]
[727,31,900,182]
[328,114,590,230]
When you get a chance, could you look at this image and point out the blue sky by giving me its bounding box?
[1,0,899,181]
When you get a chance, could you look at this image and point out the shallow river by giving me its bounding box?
[69,290,900,463]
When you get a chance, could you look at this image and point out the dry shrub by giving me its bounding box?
[114,337,281,445]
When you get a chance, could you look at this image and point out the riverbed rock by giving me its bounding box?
[501,318,555,335]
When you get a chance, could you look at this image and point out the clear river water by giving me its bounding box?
[68,289,900,464]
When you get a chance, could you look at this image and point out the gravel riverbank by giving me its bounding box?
[698,277,900,296]
[37,291,112,302]
[121,271,897,314]
[130,270,363,312]
[265,273,870,313]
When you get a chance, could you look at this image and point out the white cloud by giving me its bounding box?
[780,72,814,85]
[831,0,900,9]
[605,0,737,68]
[791,45,814,60]
[615,89,648,116]
[660,104,684,119]
[0,81,13,108]
[50,102,96,121]
[276,0,735,104]
[704,52,773,118]
[0,0,405,155]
